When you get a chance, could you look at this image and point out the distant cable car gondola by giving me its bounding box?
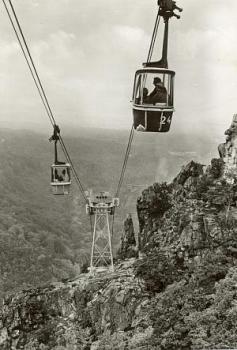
[132,0,182,132]
[49,125,71,195]
[51,163,71,195]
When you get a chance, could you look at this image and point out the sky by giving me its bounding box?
[0,0,237,136]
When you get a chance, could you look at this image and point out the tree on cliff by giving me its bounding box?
[134,250,184,293]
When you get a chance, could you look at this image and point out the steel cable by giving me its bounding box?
[146,12,160,63]
[3,0,87,202]
[2,0,54,126]
[3,0,138,231]
[115,124,134,198]
[7,0,57,126]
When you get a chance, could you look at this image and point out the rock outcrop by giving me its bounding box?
[136,157,237,264]
[117,214,137,260]
[1,119,237,349]
[0,260,152,350]
[218,113,237,172]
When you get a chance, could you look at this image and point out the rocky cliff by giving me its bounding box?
[0,259,153,350]
[1,119,237,349]
[218,114,237,169]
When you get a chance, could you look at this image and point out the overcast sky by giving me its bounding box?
[0,0,237,135]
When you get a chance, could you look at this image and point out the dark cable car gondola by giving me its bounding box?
[49,125,71,195]
[132,0,182,132]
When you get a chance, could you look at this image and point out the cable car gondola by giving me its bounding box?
[51,163,71,195]
[132,0,182,132]
[49,125,72,195]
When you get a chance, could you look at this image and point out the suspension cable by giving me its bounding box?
[3,0,141,248]
[59,136,87,201]
[4,0,136,205]
[7,0,57,126]
[115,124,134,198]
[112,125,135,238]
[114,20,159,220]
[2,0,54,126]
[146,11,160,63]
[3,0,88,203]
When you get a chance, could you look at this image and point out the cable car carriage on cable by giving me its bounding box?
[51,163,71,195]
[133,68,175,132]
[132,0,182,132]
[49,125,72,195]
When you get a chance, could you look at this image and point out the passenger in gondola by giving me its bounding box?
[58,175,64,182]
[145,77,168,105]
[57,173,64,182]
[54,169,63,182]
[61,169,66,181]
[54,169,59,182]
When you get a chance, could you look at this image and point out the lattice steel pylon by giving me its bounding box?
[86,191,119,273]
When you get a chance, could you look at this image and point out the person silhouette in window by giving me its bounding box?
[147,77,167,104]
[54,169,64,182]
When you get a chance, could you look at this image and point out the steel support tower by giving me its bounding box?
[86,191,119,273]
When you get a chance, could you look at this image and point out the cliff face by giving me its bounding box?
[137,160,235,260]
[1,120,237,349]
[218,114,237,170]
[117,214,137,260]
[0,261,152,350]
